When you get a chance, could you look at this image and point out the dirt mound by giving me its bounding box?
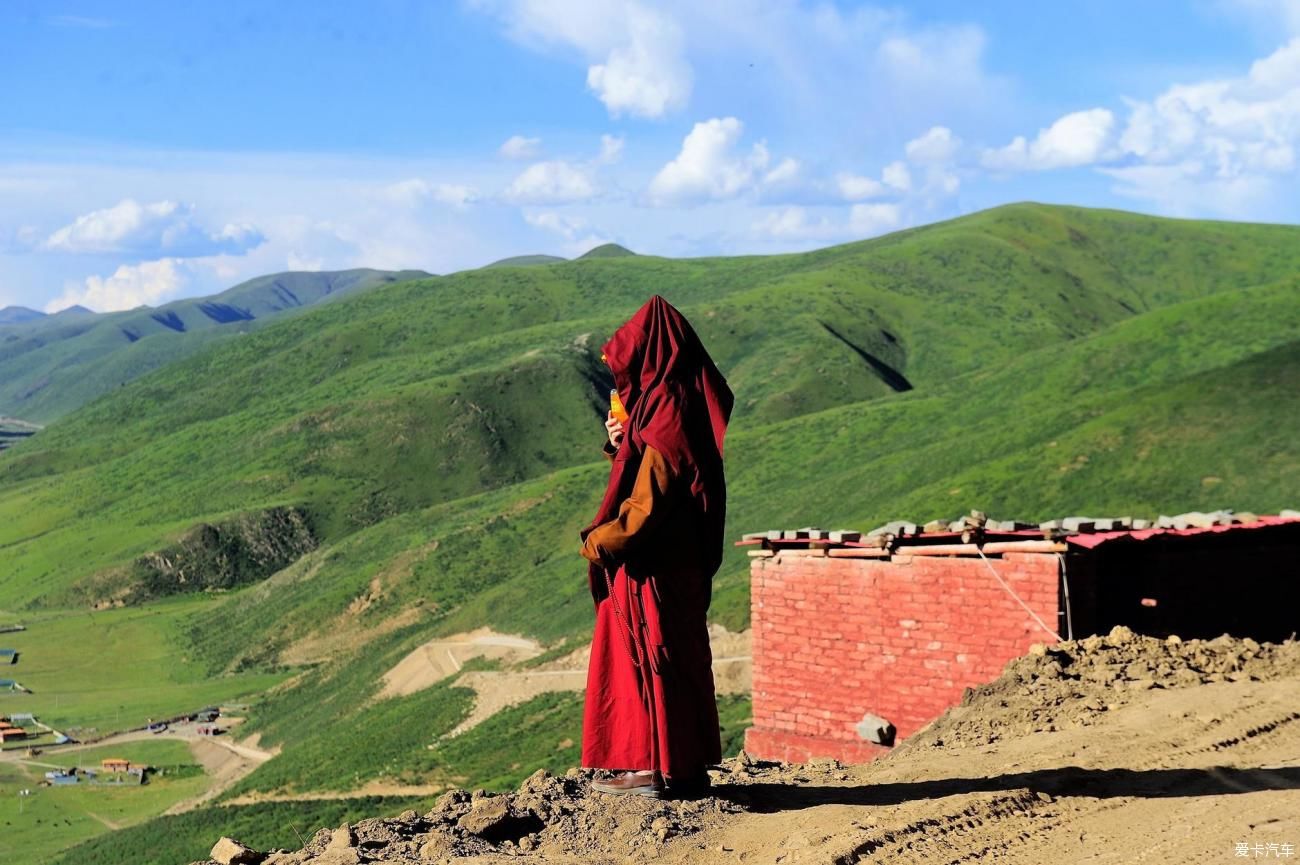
[198,765,756,864]
[904,627,1300,752]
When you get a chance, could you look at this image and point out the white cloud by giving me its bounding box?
[523,210,613,256]
[474,1,691,118]
[849,203,902,236]
[499,135,542,159]
[1116,37,1300,176]
[43,198,264,256]
[647,117,772,205]
[751,206,841,240]
[835,173,886,201]
[504,160,598,204]
[882,161,912,191]
[382,179,479,208]
[524,210,587,237]
[762,157,801,186]
[286,251,324,271]
[905,126,960,164]
[983,108,1116,171]
[751,201,903,243]
[597,134,626,164]
[44,258,186,313]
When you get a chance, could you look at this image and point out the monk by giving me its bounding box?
[579,295,734,800]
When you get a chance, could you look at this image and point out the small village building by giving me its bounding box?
[101,758,131,772]
[0,726,28,742]
[742,511,1300,763]
[0,649,17,664]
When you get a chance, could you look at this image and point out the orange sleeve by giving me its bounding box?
[581,446,675,568]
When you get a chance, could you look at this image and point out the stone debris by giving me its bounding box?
[904,628,1300,751]
[188,765,754,865]
[210,837,264,865]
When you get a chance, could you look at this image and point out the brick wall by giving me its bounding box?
[745,550,1061,763]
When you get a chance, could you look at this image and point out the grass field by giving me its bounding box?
[0,739,207,864]
[0,598,287,736]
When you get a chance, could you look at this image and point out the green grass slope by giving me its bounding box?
[0,268,430,423]
[1,204,1298,820]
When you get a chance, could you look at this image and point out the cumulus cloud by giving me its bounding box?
[647,117,776,205]
[752,201,902,243]
[43,258,186,313]
[835,173,887,201]
[499,135,542,159]
[473,0,691,118]
[43,199,264,257]
[382,179,479,208]
[523,210,613,256]
[983,108,1116,171]
[905,126,960,164]
[504,160,599,204]
[849,202,902,236]
[597,134,626,164]
[1114,37,1300,180]
[524,210,586,237]
[882,160,913,192]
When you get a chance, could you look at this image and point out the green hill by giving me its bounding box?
[0,268,430,423]
[0,305,49,324]
[577,242,635,259]
[3,203,1299,863]
[484,254,567,268]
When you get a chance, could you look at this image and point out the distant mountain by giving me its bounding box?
[484,254,567,268]
[0,306,47,325]
[0,268,430,422]
[577,243,636,259]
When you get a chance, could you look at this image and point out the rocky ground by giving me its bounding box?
[195,629,1300,864]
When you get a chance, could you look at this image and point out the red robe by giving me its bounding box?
[579,296,733,779]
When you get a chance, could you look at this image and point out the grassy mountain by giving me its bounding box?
[0,305,50,324]
[484,254,567,268]
[0,268,430,423]
[3,203,1298,862]
[577,242,635,259]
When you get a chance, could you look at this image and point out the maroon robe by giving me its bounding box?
[579,295,733,779]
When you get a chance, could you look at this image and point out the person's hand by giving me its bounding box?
[605,412,625,448]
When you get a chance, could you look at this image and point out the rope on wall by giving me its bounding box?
[976,548,1063,642]
[1056,552,1075,641]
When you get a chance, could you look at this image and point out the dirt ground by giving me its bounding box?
[387,625,751,738]
[196,630,1300,864]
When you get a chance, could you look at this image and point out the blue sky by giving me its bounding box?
[2,0,1299,312]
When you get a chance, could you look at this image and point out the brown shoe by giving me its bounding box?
[590,771,664,799]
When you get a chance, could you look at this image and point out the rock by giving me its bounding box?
[419,835,456,861]
[1108,625,1135,645]
[327,825,356,851]
[313,850,361,865]
[211,837,264,865]
[1028,643,1047,656]
[459,796,511,836]
[398,809,420,824]
[262,853,307,865]
[1166,634,1182,645]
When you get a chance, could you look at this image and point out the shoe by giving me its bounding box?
[590,771,664,799]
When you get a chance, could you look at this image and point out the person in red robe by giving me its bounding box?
[579,294,734,799]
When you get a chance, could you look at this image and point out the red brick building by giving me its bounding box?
[742,513,1300,763]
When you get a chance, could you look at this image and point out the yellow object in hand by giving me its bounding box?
[609,389,630,424]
